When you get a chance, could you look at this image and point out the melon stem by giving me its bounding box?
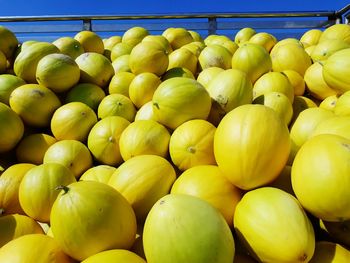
[153,102,159,109]
[55,185,70,194]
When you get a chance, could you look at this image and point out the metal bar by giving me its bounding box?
[217,19,334,30]
[92,22,210,32]
[0,11,336,22]
[83,19,91,30]
[5,24,83,33]
[336,3,350,17]
[208,18,217,35]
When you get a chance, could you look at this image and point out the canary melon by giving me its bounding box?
[79,165,116,184]
[0,214,44,248]
[129,72,161,108]
[270,43,312,76]
[50,181,137,261]
[171,165,241,227]
[75,52,114,87]
[292,134,350,221]
[207,69,253,113]
[0,234,74,263]
[169,119,216,171]
[19,163,76,223]
[82,249,146,263]
[333,90,350,115]
[300,29,322,47]
[304,62,338,100]
[309,241,350,262]
[119,120,170,161]
[143,194,235,263]
[65,83,106,111]
[0,74,25,105]
[0,25,18,59]
[196,66,224,89]
[168,48,197,75]
[108,155,176,221]
[0,163,36,215]
[50,102,97,142]
[249,32,277,52]
[234,187,315,262]
[152,77,211,130]
[310,39,350,62]
[198,44,232,70]
[97,94,136,122]
[43,140,93,179]
[253,91,293,125]
[235,27,256,45]
[322,48,350,94]
[253,71,294,103]
[214,104,290,190]
[129,41,169,76]
[122,26,149,48]
[36,53,80,93]
[319,94,339,111]
[318,24,350,44]
[14,42,59,83]
[52,36,84,59]
[162,27,193,50]
[231,43,272,83]
[87,116,130,166]
[0,102,24,153]
[74,31,104,54]
[289,107,334,163]
[9,84,61,127]
[15,133,57,165]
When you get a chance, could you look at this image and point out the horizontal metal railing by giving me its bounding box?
[0,4,348,41]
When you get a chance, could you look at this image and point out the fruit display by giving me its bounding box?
[1,20,350,262]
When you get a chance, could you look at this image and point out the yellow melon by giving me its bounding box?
[300,29,323,47]
[74,31,104,54]
[129,72,161,108]
[108,72,135,97]
[14,42,59,83]
[129,41,169,76]
[97,94,136,122]
[231,43,272,83]
[292,134,350,221]
[0,102,24,153]
[171,165,241,227]
[36,53,80,93]
[52,36,84,59]
[119,120,170,161]
[122,27,149,48]
[87,116,130,166]
[16,133,57,165]
[50,102,97,142]
[43,140,93,179]
[108,155,176,221]
[162,27,194,50]
[253,71,294,103]
[0,234,74,263]
[0,163,36,215]
[75,52,114,87]
[248,32,277,52]
[198,44,232,70]
[214,104,290,190]
[9,84,61,127]
[270,42,312,76]
[234,187,315,262]
[234,27,256,45]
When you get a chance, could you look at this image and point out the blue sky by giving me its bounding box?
[0,0,349,41]
[1,0,348,16]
